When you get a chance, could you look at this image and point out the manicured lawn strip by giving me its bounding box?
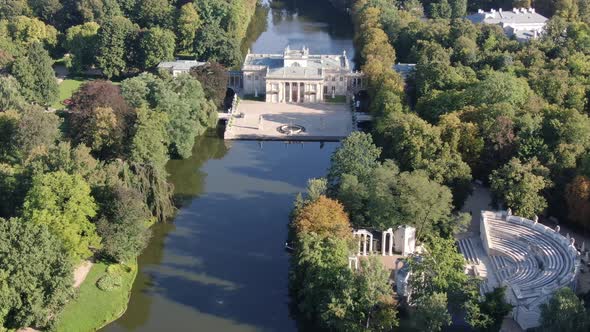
[54,261,138,332]
[325,95,347,103]
[52,78,86,109]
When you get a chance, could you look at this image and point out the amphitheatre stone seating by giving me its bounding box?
[479,210,580,330]
[458,238,480,265]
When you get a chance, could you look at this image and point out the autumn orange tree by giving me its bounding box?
[565,175,590,229]
[293,195,351,239]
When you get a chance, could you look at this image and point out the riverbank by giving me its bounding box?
[53,261,138,332]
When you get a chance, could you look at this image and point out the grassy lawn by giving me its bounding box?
[54,261,138,332]
[52,78,86,109]
[325,95,347,104]
[242,94,266,101]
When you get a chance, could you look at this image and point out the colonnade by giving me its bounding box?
[280,82,322,103]
[353,229,373,256]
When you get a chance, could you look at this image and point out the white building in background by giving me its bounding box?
[157,60,206,77]
[465,8,548,41]
[240,46,365,103]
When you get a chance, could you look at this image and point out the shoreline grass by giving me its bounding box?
[53,260,138,332]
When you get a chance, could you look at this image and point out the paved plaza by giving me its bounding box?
[224,100,353,141]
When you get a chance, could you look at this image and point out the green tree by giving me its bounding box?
[377,112,472,206]
[0,0,31,19]
[327,131,381,190]
[466,71,532,108]
[193,19,242,67]
[540,288,589,332]
[75,0,122,23]
[4,16,57,47]
[83,106,123,159]
[96,185,152,262]
[28,0,62,26]
[64,22,100,72]
[0,76,26,111]
[95,15,137,78]
[139,27,175,69]
[465,287,512,331]
[0,218,73,330]
[121,73,216,159]
[176,2,201,53]
[10,42,58,105]
[413,292,451,331]
[490,158,552,218]
[135,0,173,28]
[15,106,61,158]
[354,257,398,331]
[23,171,101,261]
[408,236,468,305]
[448,0,467,18]
[130,107,169,172]
[289,232,352,329]
[0,110,19,162]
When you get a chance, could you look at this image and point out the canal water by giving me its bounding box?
[103,1,354,331]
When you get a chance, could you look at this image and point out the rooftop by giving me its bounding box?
[157,60,206,71]
[243,46,350,73]
[466,8,547,25]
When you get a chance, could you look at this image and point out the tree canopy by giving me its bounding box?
[23,171,100,261]
[0,218,73,330]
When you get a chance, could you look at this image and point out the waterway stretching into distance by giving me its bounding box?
[103,1,354,331]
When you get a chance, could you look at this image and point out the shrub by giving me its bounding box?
[96,273,123,292]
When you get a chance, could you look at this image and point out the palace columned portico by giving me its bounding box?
[241,46,364,103]
[265,81,323,103]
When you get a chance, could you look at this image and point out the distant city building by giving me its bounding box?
[157,60,206,77]
[239,46,365,103]
[465,8,548,41]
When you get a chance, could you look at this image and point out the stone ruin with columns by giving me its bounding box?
[456,209,580,330]
[348,226,417,270]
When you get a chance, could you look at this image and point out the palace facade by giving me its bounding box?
[238,46,365,103]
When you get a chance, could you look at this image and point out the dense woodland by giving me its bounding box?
[0,0,256,330]
[288,0,590,330]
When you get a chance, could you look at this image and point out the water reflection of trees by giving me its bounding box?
[241,3,270,56]
[108,133,229,330]
[269,0,354,38]
[112,221,176,330]
[166,131,231,205]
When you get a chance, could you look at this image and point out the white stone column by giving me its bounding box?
[289,82,293,103]
[297,82,301,103]
[363,235,367,256]
[369,234,373,254]
[382,233,386,256]
[358,238,361,256]
[389,234,393,256]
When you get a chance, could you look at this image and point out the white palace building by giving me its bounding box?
[466,8,548,41]
[235,46,365,103]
